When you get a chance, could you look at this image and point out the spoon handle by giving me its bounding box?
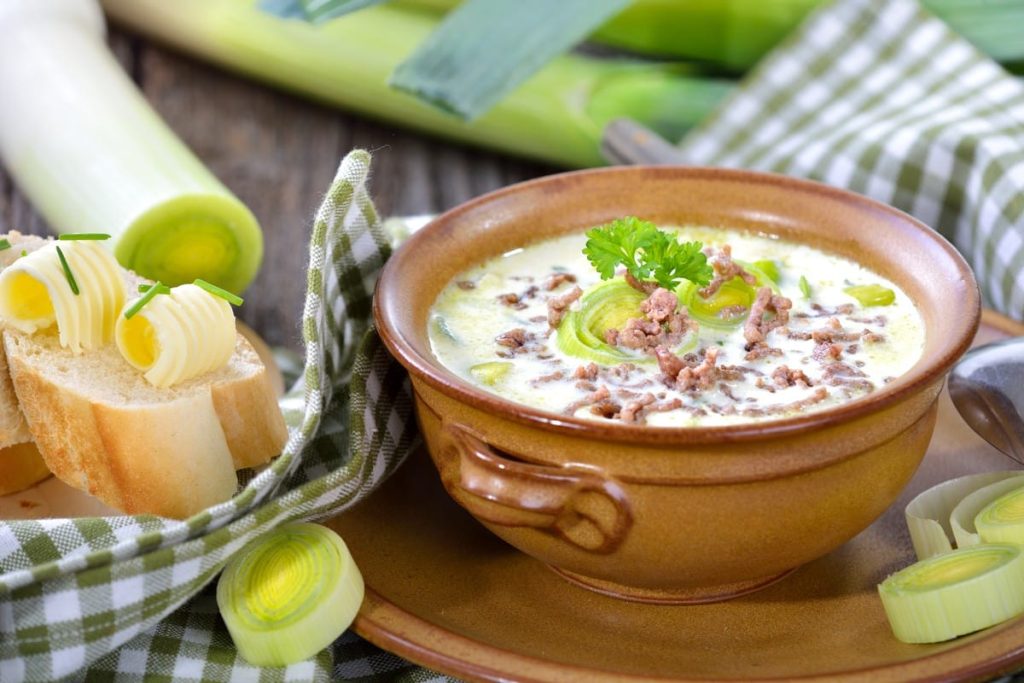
[601,118,687,166]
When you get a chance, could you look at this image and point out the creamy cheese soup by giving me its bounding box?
[429,226,925,426]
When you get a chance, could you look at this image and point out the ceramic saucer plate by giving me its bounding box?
[326,311,1024,683]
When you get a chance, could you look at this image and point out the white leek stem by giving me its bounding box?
[0,0,263,293]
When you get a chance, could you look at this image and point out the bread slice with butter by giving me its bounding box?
[0,232,287,518]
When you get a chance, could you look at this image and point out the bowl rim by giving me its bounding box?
[374,165,981,445]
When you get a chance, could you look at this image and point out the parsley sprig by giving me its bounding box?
[583,216,712,290]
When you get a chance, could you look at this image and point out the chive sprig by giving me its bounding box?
[125,281,167,319]
[55,246,79,296]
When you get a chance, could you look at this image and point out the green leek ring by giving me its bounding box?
[678,259,779,330]
[217,523,364,666]
[556,277,696,365]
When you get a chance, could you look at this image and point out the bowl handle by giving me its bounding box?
[439,422,633,554]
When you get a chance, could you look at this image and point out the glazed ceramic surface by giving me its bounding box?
[328,311,1024,682]
[374,167,980,602]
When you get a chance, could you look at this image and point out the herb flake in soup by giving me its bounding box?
[429,218,925,426]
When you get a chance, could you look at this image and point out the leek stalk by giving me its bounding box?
[397,0,1024,69]
[100,0,732,168]
[0,0,263,293]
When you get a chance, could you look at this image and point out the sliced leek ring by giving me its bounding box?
[976,485,1024,545]
[678,260,779,329]
[752,259,780,284]
[470,361,512,386]
[844,283,895,307]
[878,544,1024,643]
[951,475,1024,549]
[905,471,1022,560]
[556,277,696,365]
[217,523,364,666]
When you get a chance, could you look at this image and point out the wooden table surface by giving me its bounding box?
[0,29,555,351]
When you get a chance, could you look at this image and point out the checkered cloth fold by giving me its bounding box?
[676,0,1024,319]
[0,150,422,681]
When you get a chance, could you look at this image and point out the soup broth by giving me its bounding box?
[429,226,925,426]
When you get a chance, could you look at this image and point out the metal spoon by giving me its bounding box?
[949,339,1024,466]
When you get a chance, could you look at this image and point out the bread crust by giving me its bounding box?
[5,330,287,518]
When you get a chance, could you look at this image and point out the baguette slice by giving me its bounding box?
[3,242,288,518]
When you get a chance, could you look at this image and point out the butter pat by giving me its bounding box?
[116,283,235,387]
[0,242,125,353]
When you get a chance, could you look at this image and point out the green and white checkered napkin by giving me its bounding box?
[677,0,1024,320]
[4,0,1024,679]
[0,150,426,681]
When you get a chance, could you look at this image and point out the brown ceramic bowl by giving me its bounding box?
[373,167,980,604]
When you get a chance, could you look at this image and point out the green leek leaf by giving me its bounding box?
[262,0,388,23]
[258,0,309,19]
[798,275,812,299]
[389,0,632,119]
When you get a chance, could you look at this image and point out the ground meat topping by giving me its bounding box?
[772,365,814,388]
[812,342,844,362]
[546,285,583,328]
[456,280,476,290]
[615,318,664,351]
[744,342,784,361]
[654,345,685,378]
[590,400,622,419]
[563,385,612,416]
[641,288,680,323]
[530,370,565,386]
[606,288,692,353]
[574,363,599,381]
[624,271,659,294]
[820,362,875,394]
[849,314,888,326]
[676,346,721,391]
[619,393,657,423]
[811,318,862,344]
[496,328,528,348]
[862,328,886,343]
[699,245,758,298]
[793,303,856,319]
[744,287,793,346]
[543,272,577,291]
